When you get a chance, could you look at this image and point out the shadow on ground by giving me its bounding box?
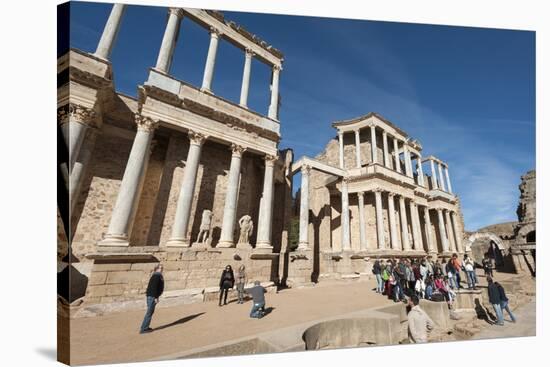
[155,312,205,331]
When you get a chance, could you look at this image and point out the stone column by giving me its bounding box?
[393,137,402,173]
[338,131,344,169]
[450,211,462,253]
[444,209,456,252]
[341,179,351,251]
[445,166,453,193]
[399,196,411,251]
[201,28,220,92]
[374,189,385,249]
[403,145,413,177]
[437,208,450,252]
[423,206,435,253]
[417,156,425,186]
[430,159,439,190]
[256,155,277,249]
[59,104,97,173]
[268,65,281,120]
[167,131,207,246]
[239,48,254,107]
[155,8,184,73]
[94,4,126,60]
[387,193,399,250]
[438,163,447,191]
[382,131,390,168]
[69,129,97,214]
[409,201,421,250]
[99,115,158,246]
[354,129,361,168]
[414,203,425,251]
[298,165,311,250]
[218,144,246,248]
[370,125,377,164]
[357,192,367,250]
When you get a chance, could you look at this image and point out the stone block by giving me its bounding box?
[105,271,144,284]
[87,284,125,297]
[88,271,108,285]
[93,263,132,272]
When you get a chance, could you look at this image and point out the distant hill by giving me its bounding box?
[474,221,518,239]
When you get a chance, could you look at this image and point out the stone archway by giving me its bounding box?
[517,222,536,243]
[465,232,506,266]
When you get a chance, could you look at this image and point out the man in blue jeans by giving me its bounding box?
[487,276,504,325]
[496,281,517,323]
[140,264,164,334]
[247,281,266,318]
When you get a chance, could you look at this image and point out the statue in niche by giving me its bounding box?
[238,215,254,246]
[196,209,213,245]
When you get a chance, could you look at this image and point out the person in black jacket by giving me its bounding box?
[219,265,235,306]
[140,264,164,334]
[495,281,517,323]
[487,277,504,326]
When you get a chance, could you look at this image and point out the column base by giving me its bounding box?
[255,241,273,250]
[98,234,129,247]
[200,87,214,95]
[297,242,309,251]
[217,241,235,248]
[236,242,252,249]
[166,237,191,247]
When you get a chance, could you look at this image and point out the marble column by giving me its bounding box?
[155,8,184,73]
[69,129,97,214]
[438,163,447,191]
[417,156,425,186]
[430,159,439,190]
[298,165,311,250]
[100,115,158,246]
[239,48,253,107]
[354,130,361,168]
[399,196,411,250]
[444,209,456,253]
[94,4,126,60]
[414,203,425,251]
[445,166,453,193]
[256,155,277,249]
[437,208,450,252]
[387,193,399,250]
[341,179,351,251]
[409,201,421,250]
[268,65,281,120]
[393,137,402,173]
[370,125,378,164]
[167,131,207,246]
[382,131,390,168]
[356,192,367,250]
[423,206,435,253]
[403,145,413,177]
[338,131,344,169]
[374,189,385,249]
[450,211,462,252]
[218,144,246,248]
[59,104,97,173]
[201,28,220,92]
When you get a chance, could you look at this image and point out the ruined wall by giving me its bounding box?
[517,170,536,224]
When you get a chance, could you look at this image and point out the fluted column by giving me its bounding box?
[417,156,425,186]
[393,137,401,173]
[239,48,254,107]
[444,209,456,252]
[414,203,425,251]
[382,131,390,168]
[387,193,399,250]
[201,27,220,92]
[338,131,344,168]
[155,8,184,73]
[445,166,453,193]
[374,189,385,249]
[437,208,449,252]
[268,65,281,120]
[403,145,413,177]
[167,131,207,247]
[399,196,411,251]
[94,4,126,60]
[69,129,97,214]
[423,206,435,253]
[59,104,97,173]
[298,165,311,250]
[354,130,361,168]
[341,179,351,251]
[218,144,246,248]
[100,115,158,246]
[256,155,277,249]
[409,201,421,250]
[357,192,367,250]
[450,211,462,253]
[430,159,439,190]
[438,163,447,191]
[370,125,377,164]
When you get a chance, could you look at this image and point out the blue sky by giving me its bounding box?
[69,1,535,231]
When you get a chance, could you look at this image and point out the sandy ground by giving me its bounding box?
[470,298,536,340]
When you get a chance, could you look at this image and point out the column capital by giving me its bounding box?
[209,26,222,37]
[188,130,207,146]
[372,187,384,193]
[301,164,312,175]
[388,192,396,198]
[338,130,344,137]
[58,103,98,128]
[245,47,255,57]
[230,143,246,157]
[135,114,159,132]
[168,7,184,18]
[272,64,282,72]
[356,191,364,198]
[264,154,278,166]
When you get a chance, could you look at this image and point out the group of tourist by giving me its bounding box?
[139,263,267,334]
[372,253,488,309]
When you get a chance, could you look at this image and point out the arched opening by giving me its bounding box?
[526,230,536,243]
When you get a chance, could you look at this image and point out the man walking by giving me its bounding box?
[496,281,517,323]
[247,281,267,318]
[487,277,504,325]
[407,295,435,343]
[140,264,164,334]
